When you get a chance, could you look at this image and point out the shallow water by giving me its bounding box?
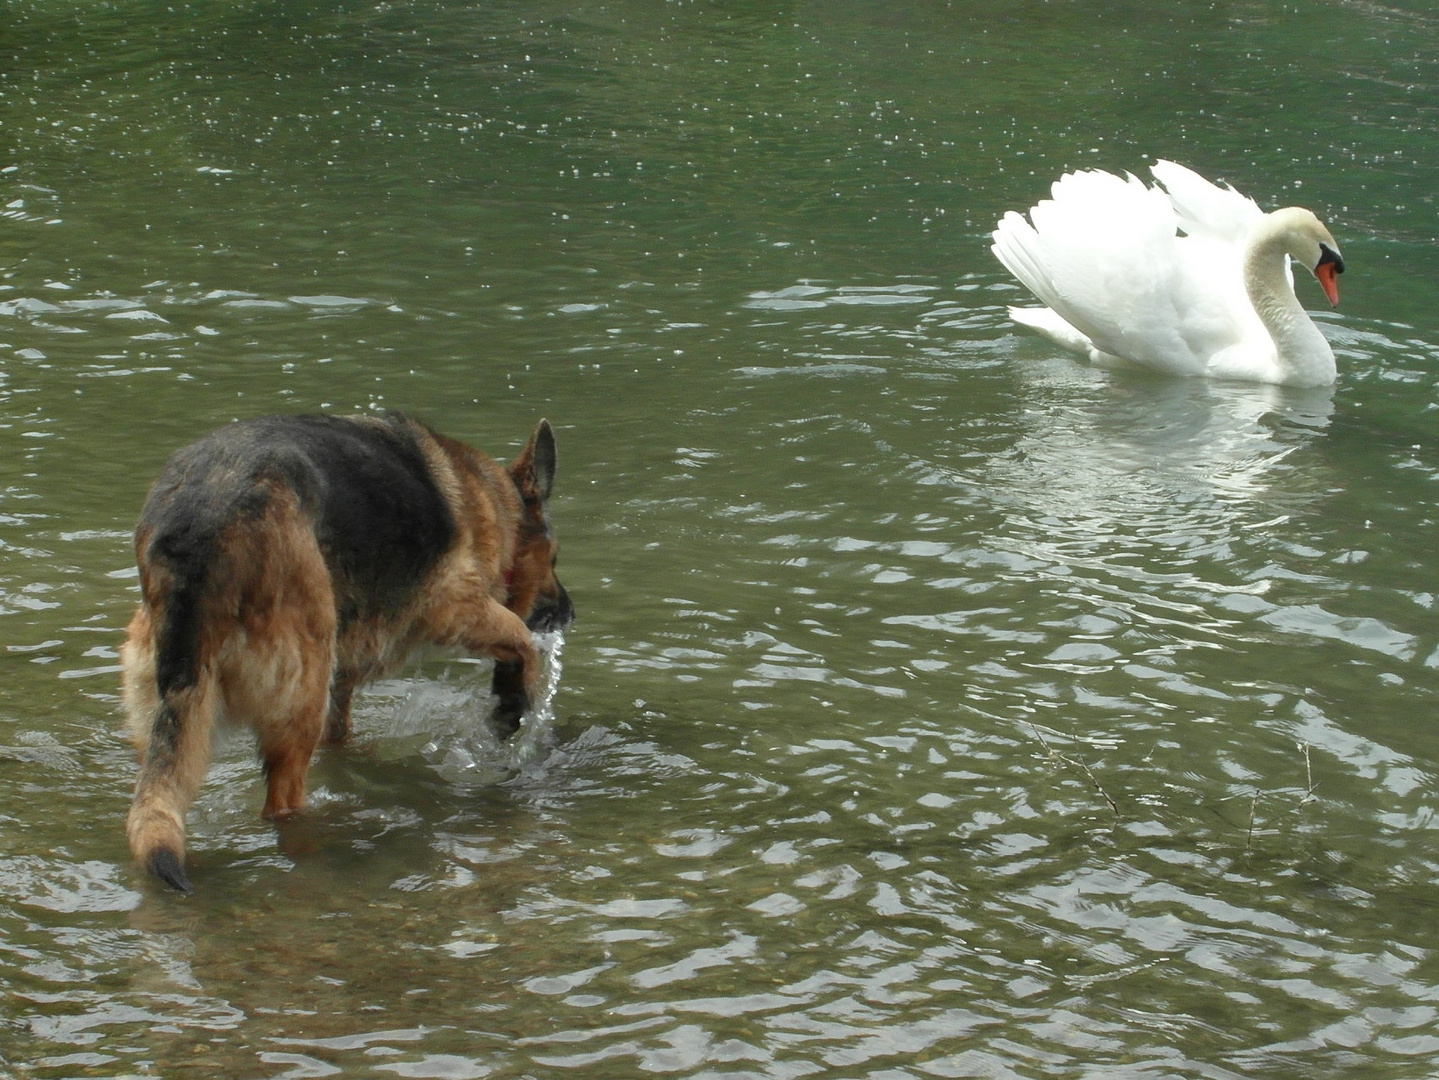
[3,1,1439,1077]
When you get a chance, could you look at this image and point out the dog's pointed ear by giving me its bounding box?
[511,419,557,501]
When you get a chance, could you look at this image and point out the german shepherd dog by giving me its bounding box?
[120,413,574,893]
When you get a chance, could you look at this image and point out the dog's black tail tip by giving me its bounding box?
[148,848,194,894]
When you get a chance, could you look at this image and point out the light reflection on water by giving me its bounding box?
[5,275,1438,1075]
[4,2,1439,1077]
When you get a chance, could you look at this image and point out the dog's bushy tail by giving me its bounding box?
[126,567,221,895]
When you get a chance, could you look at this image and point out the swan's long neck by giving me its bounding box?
[1243,219,1336,387]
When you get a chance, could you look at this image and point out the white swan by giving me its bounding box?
[991,161,1345,387]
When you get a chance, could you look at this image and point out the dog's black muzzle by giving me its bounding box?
[527,580,575,633]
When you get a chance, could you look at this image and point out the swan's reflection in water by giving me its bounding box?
[987,369,1336,555]
[888,368,1346,738]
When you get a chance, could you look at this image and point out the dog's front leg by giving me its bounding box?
[489,659,527,736]
[485,626,538,737]
[432,597,539,737]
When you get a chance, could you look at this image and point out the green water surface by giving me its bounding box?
[2,2,1438,1077]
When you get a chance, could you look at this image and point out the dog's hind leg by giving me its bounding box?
[259,712,326,819]
[235,623,335,820]
[323,677,356,746]
[221,498,339,821]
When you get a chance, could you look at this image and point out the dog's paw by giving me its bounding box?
[490,694,528,739]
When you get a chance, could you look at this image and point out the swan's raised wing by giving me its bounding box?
[1150,159,1263,245]
[992,168,1252,377]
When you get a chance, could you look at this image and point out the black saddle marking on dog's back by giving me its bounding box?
[140,414,457,632]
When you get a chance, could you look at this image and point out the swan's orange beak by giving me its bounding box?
[1314,243,1343,307]
[1315,261,1340,307]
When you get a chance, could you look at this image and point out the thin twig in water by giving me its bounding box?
[1074,755,1119,814]
[1243,744,1319,859]
[1028,722,1119,815]
[1246,790,1260,855]
[1301,742,1317,803]
[1027,721,1054,755]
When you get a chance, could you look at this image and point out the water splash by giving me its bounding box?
[416,632,568,787]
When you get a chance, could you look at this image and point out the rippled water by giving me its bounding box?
[3,1,1439,1077]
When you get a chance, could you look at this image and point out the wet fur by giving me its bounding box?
[121,413,574,893]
